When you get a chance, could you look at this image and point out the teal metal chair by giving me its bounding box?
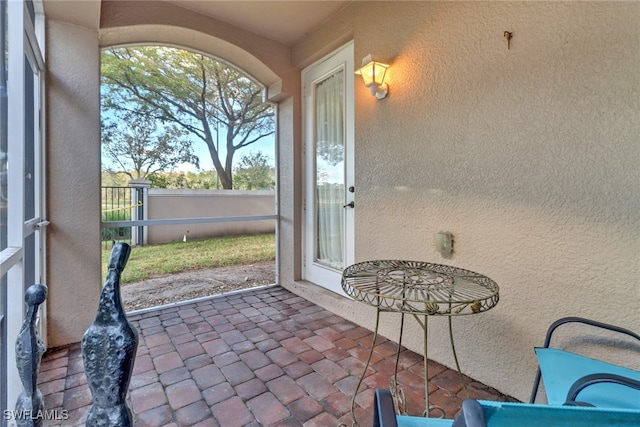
[534,347,640,408]
[373,389,458,427]
[374,316,640,426]
[530,317,640,408]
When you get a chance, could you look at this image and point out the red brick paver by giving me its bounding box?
[39,286,515,426]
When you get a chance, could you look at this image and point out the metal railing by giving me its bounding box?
[101,186,140,247]
[101,186,278,248]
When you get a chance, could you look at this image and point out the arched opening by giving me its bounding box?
[99,42,281,311]
[46,11,301,347]
[99,25,290,101]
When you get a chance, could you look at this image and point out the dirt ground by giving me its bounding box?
[121,260,276,312]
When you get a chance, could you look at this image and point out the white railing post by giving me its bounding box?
[128,179,151,247]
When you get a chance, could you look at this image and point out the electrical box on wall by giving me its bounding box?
[435,232,453,256]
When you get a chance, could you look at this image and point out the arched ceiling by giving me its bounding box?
[43,0,351,46]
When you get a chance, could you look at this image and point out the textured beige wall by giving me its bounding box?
[46,20,102,347]
[290,1,640,400]
[275,95,303,283]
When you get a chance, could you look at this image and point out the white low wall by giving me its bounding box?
[146,189,275,244]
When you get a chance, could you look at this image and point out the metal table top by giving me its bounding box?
[341,260,499,316]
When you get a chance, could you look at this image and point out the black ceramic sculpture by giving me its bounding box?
[81,243,138,427]
[15,284,48,427]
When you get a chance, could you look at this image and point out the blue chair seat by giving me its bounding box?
[477,400,640,426]
[535,347,640,409]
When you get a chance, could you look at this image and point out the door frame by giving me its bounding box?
[301,41,355,296]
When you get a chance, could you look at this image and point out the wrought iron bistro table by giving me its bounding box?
[341,260,499,426]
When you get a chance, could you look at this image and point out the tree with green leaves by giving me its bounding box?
[233,151,275,190]
[148,170,220,189]
[101,46,275,189]
[102,109,198,180]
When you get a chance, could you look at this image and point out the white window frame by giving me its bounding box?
[1,0,46,418]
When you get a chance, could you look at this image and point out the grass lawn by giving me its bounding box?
[102,234,275,283]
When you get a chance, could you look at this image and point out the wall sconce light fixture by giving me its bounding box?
[355,54,389,100]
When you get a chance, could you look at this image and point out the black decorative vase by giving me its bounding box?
[82,243,138,427]
[15,284,48,427]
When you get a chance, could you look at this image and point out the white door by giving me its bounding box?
[302,42,354,296]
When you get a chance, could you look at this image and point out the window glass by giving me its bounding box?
[0,0,7,253]
[24,55,35,289]
[25,0,34,25]
[0,0,8,412]
[0,273,6,412]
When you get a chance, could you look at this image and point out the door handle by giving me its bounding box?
[34,220,50,230]
[343,201,355,209]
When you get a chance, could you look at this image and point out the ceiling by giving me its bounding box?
[165,1,352,45]
[43,0,353,46]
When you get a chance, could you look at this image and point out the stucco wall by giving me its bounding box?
[145,190,276,244]
[290,1,640,400]
[46,20,102,347]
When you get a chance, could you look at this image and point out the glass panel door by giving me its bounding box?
[314,70,345,270]
[303,42,354,295]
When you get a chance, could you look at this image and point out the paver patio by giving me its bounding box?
[38,285,515,426]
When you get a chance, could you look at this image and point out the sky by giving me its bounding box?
[101,108,276,174]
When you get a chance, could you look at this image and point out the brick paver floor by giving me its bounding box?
[39,286,515,426]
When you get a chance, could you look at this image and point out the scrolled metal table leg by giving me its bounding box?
[390,312,407,415]
[423,314,430,416]
[342,307,382,427]
[448,316,469,398]
[413,313,447,418]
